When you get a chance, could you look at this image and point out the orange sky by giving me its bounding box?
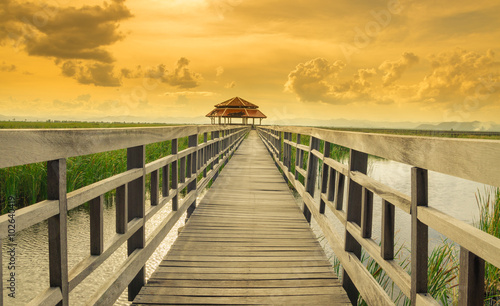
[0,0,499,125]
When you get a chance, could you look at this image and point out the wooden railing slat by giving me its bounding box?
[0,200,59,238]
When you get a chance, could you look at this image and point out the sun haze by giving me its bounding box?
[0,0,499,126]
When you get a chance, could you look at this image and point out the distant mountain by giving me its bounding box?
[2,114,500,131]
[90,115,206,124]
[267,117,426,129]
[415,121,500,132]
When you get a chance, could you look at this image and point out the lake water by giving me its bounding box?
[1,158,492,304]
[2,195,187,305]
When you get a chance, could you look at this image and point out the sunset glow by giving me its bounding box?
[1,0,499,125]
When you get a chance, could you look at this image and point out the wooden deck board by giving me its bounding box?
[133,130,350,305]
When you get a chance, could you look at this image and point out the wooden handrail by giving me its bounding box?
[0,125,249,305]
[257,126,500,306]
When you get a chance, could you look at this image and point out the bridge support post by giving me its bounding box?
[203,132,208,178]
[47,158,69,306]
[127,145,145,301]
[171,139,178,211]
[213,131,220,182]
[303,136,320,223]
[295,134,301,180]
[186,134,198,220]
[458,247,485,305]
[342,149,368,304]
[319,142,331,214]
[411,167,429,304]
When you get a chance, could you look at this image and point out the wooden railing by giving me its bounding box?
[258,126,500,305]
[0,125,250,305]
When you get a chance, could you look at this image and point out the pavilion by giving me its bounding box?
[206,97,267,125]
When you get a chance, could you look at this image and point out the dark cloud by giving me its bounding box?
[60,60,121,87]
[61,60,77,77]
[378,52,419,86]
[1,0,131,86]
[2,0,132,62]
[76,94,91,102]
[0,61,16,72]
[139,58,202,89]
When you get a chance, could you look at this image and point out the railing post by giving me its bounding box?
[47,158,69,306]
[319,141,331,214]
[278,131,283,161]
[203,132,208,178]
[342,149,368,304]
[295,134,301,180]
[411,167,429,304]
[162,164,169,198]
[303,136,320,223]
[213,130,220,182]
[360,188,373,238]
[116,184,128,234]
[90,195,104,255]
[127,145,145,301]
[186,134,198,220]
[381,199,395,260]
[150,170,159,206]
[459,248,485,305]
[171,138,178,211]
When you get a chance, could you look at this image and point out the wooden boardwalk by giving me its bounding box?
[133,131,350,305]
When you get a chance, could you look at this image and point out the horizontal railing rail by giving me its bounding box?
[258,125,500,306]
[0,124,250,305]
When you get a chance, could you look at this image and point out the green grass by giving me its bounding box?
[322,127,500,140]
[475,187,500,304]
[0,123,191,214]
[0,120,176,129]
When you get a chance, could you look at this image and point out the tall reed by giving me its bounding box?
[475,187,500,305]
[0,137,189,214]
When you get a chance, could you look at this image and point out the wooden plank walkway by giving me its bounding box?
[133,130,350,305]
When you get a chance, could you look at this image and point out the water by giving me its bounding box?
[303,157,493,303]
[1,158,494,304]
[2,195,186,305]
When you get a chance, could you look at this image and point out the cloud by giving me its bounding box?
[207,0,243,20]
[0,61,16,72]
[285,57,383,104]
[216,66,224,76]
[3,0,132,63]
[225,81,236,88]
[284,57,346,103]
[60,60,121,87]
[1,0,132,86]
[416,49,500,106]
[162,91,216,97]
[379,52,419,86]
[144,58,202,89]
[76,94,91,102]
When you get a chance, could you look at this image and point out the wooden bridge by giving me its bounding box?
[0,125,499,305]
